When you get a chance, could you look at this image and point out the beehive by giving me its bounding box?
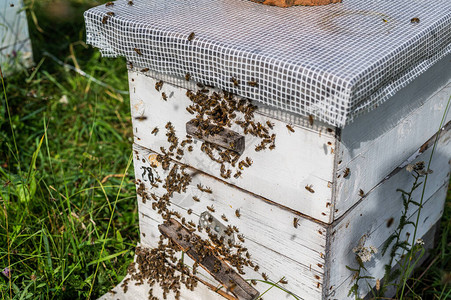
[0,0,33,75]
[85,0,451,299]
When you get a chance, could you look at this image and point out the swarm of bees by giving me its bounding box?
[128,82,284,299]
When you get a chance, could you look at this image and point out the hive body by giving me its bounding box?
[101,53,450,300]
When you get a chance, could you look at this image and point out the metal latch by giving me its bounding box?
[159,218,259,300]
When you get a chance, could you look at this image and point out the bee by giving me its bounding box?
[102,16,109,24]
[309,115,314,126]
[266,121,274,129]
[188,32,195,41]
[204,186,212,194]
[279,278,288,284]
[128,0,134,5]
[162,92,168,101]
[229,141,236,149]
[410,17,420,23]
[233,171,242,179]
[262,273,268,281]
[134,115,147,121]
[155,80,164,91]
[269,144,276,150]
[305,185,315,193]
[151,127,159,135]
[286,124,295,133]
[133,48,143,55]
[247,81,258,87]
[128,61,133,69]
[187,145,193,152]
[207,205,215,212]
[317,282,321,289]
[181,73,190,82]
[254,265,259,272]
[106,11,115,16]
[192,196,200,202]
[386,217,394,228]
[359,189,364,197]
[251,279,257,285]
[343,168,350,178]
[314,275,321,280]
[221,214,228,222]
[187,209,193,215]
[140,68,149,72]
[105,1,114,7]
[255,145,263,152]
[188,221,196,227]
[293,217,299,228]
[382,18,388,23]
[231,77,240,87]
[233,209,240,218]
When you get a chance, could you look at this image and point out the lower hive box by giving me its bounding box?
[101,127,450,299]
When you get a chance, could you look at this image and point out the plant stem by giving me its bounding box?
[399,95,451,299]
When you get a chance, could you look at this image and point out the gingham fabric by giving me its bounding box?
[84,0,451,127]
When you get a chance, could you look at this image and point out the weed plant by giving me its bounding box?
[0,0,449,299]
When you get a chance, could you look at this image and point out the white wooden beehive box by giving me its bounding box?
[85,1,451,299]
[0,0,33,75]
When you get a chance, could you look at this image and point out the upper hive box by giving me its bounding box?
[85,0,451,299]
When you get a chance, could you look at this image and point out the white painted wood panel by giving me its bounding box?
[327,132,451,298]
[0,0,33,74]
[328,184,447,300]
[129,71,336,223]
[133,144,326,300]
[334,54,451,220]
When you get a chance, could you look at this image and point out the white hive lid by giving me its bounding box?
[84,0,451,127]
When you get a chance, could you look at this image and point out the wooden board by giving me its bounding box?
[328,184,447,299]
[327,130,451,299]
[133,144,326,300]
[334,54,451,220]
[129,71,336,223]
[0,0,34,75]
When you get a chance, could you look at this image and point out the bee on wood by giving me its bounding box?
[233,209,240,218]
[231,77,240,87]
[262,273,268,281]
[266,121,274,129]
[251,279,257,285]
[309,114,314,126]
[247,81,258,87]
[286,124,295,133]
[106,11,115,16]
[187,208,193,215]
[133,48,143,55]
[187,145,193,152]
[410,17,420,23]
[293,217,299,228]
[221,214,228,222]
[155,80,164,91]
[305,185,315,193]
[359,189,364,197]
[269,144,276,150]
[102,16,109,24]
[134,115,147,121]
[204,186,212,194]
[233,171,242,179]
[386,217,394,228]
[151,127,159,135]
[279,278,288,284]
[343,168,350,178]
[162,92,168,101]
[207,205,215,212]
[188,32,195,41]
[255,145,263,152]
[192,196,200,202]
[140,68,149,72]
[236,234,245,243]
[105,1,114,7]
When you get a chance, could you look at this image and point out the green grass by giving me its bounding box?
[0,0,449,299]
